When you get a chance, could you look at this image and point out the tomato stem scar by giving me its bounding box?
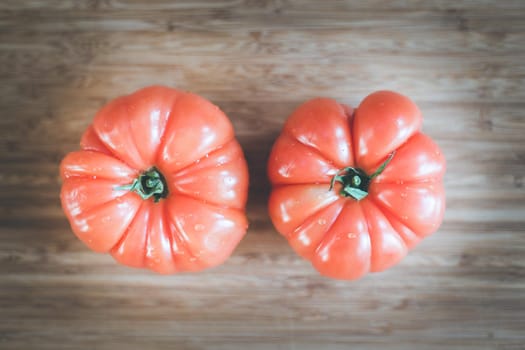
[115,167,168,202]
[330,152,395,201]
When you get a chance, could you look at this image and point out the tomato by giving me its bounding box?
[60,86,249,273]
[268,91,446,280]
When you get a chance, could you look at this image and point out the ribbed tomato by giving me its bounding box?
[60,86,249,274]
[268,91,446,280]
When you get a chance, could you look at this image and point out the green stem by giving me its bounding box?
[330,152,395,201]
[115,167,168,202]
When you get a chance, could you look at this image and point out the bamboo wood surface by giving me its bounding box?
[1,1,524,349]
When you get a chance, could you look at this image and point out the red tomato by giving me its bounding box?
[268,91,446,280]
[60,86,249,273]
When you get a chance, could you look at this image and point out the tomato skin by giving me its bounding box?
[268,91,446,280]
[60,86,249,274]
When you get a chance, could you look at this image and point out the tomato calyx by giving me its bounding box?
[116,167,168,202]
[330,152,395,201]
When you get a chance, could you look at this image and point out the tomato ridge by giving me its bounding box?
[367,195,423,239]
[281,129,336,168]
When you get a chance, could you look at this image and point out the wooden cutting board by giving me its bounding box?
[1,1,524,349]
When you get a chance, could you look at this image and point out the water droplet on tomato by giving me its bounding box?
[319,249,329,262]
[194,224,205,231]
[347,233,357,239]
[317,218,327,225]
[278,164,291,178]
[223,176,236,186]
[298,233,310,245]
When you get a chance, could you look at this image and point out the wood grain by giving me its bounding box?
[1,1,524,349]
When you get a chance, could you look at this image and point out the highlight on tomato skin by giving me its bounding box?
[267,90,446,280]
[59,85,250,274]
